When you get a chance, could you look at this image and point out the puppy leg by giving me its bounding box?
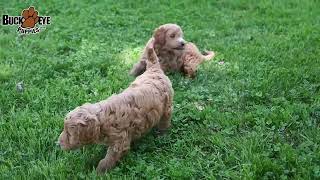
[182,43,215,78]
[96,138,130,174]
[157,101,172,135]
[183,62,197,78]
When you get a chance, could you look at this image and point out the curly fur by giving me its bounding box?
[130,24,215,78]
[58,44,174,174]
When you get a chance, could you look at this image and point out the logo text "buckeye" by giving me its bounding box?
[2,15,51,25]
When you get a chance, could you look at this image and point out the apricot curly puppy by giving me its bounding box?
[58,42,173,174]
[130,24,215,78]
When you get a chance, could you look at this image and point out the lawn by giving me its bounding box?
[0,0,320,179]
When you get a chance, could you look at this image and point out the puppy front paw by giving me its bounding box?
[96,159,108,174]
[155,129,169,136]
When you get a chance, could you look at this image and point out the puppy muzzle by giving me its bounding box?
[173,38,186,50]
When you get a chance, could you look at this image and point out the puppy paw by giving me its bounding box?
[155,129,168,136]
[21,7,39,28]
[187,74,196,79]
[96,159,108,174]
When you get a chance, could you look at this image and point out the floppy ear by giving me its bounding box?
[78,112,101,142]
[153,26,167,46]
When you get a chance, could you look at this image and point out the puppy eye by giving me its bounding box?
[170,34,175,38]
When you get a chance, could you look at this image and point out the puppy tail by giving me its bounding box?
[130,61,146,77]
[202,51,215,61]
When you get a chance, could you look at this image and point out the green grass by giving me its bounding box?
[1,0,320,179]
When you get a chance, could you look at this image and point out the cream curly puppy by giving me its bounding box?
[130,24,215,78]
[58,43,173,174]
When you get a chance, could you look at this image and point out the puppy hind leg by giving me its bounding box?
[157,111,172,136]
[183,62,197,78]
[202,51,215,61]
[156,103,172,135]
[187,42,215,61]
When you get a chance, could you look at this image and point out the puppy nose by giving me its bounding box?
[181,41,185,46]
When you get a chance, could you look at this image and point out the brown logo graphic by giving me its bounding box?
[21,7,39,28]
[2,6,51,34]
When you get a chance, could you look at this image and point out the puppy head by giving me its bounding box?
[58,104,100,150]
[153,24,186,51]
